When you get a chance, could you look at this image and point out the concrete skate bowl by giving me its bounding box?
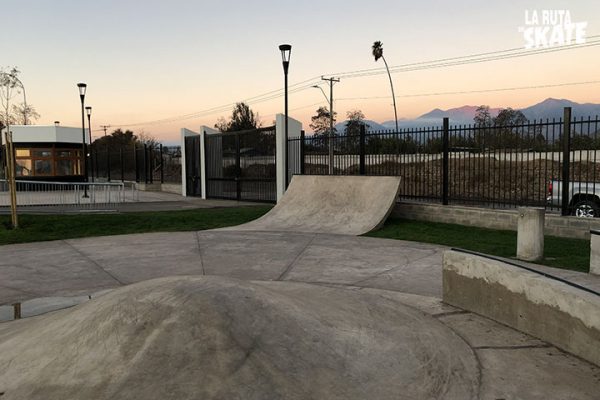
[0,276,479,400]
[228,175,401,235]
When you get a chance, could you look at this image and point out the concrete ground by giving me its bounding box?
[1,229,599,398]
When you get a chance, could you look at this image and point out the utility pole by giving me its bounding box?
[100,125,111,137]
[321,76,339,175]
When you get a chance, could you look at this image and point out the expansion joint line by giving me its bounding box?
[276,234,318,281]
[63,240,125,285]
[195,231,206,275]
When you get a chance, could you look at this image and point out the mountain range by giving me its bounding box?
[333,98,600,132]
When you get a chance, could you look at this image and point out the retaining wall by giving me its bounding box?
[443,250,600,366]
[393,202,600,239]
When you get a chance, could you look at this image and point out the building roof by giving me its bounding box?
[1,125,89,145]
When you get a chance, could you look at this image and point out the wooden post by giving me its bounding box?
[6,131,18,228]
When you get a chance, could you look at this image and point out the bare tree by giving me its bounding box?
[11,102,40,125]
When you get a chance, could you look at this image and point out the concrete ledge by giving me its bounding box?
[160,183,182,194]
[443,250,600,366]
[590,230,600,276]
[136,183,162,192]
[393,202,600,239]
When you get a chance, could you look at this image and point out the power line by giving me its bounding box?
[112,37,600,128]
[336,80,600,101]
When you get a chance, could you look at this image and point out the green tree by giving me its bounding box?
[372,41,398,132]
[309,106,337,148]
[343,110,370,152]
[493,108,528,126]
[215,102,261,132]
[492,108,529,150]
[473,105,493,127]
[91,129,157,150]
[473,105,494,151]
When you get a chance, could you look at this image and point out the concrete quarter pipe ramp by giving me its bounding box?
[231,175,401,235]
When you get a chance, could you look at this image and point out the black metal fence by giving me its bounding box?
[204,126,276,202]
[288,107,600,215]
[90,144,181,184]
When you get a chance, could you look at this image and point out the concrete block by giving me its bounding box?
[136,183,162,192]
[590,231,600,276]
[569,219,593,230]
[517,207,544,262]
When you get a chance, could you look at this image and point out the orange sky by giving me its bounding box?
[5,1,600,144]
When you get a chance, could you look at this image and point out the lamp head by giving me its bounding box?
[278,44,292,74]
[77,82,87,97]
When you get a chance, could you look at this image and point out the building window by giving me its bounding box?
[14,145,82,177]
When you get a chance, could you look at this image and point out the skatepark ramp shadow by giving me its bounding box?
[226,175,401,235]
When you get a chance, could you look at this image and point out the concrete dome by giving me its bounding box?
[0,276,478,399]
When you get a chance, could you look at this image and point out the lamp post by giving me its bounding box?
[77,82,89,197]
[85,106,93,182]
[279,44,291,187]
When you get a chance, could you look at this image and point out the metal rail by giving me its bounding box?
[0,179,137,208]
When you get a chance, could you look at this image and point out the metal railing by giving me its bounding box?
[91,143,181,184]
[0,180,138,208]
[287,108,600,215]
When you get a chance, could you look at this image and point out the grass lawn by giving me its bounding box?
[367,217,589,273]
[1,208,588,273]
[0,206,272,245]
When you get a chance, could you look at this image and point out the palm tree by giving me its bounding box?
[372,41,398,133]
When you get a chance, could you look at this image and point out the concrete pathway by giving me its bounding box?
[0,230,599,398]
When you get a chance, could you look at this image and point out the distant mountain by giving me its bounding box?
[521,98,600,120]
[334,119,387,132]
[329,98,600,133]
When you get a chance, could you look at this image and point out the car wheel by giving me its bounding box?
[573,200,600,218]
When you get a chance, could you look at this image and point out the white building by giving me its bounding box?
[1,125,89,181]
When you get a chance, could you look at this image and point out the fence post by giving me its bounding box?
[106,145,111,182]
[134,144,139,183]
[561,107,572,216]
[235,133,241,201]
[300,130,305,175]
[442,117,449,205]
[143,144,148,184]
[90,144,94,182]
[359,124,366,175]
[94,149,99,181]
[160,144,164,183]
[120,146,124,182]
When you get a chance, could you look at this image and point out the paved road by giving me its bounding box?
[0,229,599,398]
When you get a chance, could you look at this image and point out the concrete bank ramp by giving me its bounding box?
[231,175,401,235]
[0,276,478,400]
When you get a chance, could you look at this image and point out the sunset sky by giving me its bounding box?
[5,0,600,144]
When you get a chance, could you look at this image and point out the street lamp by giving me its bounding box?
[85,106,93,182]
[54,121,60,126]
[279,44,291,187]
[77,82,89,197]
